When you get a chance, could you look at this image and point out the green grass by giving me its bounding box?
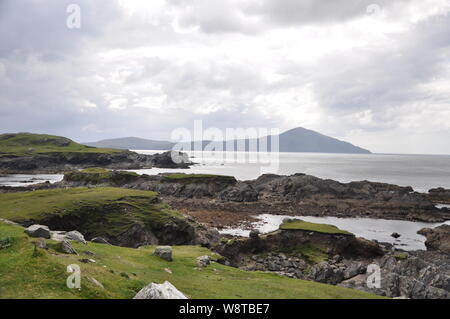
[279,220,353,235]
[161,173,236,184]
[0,187,188,241]
[63,169,140,185]
[0,222,382,299]
[0,133,123,157]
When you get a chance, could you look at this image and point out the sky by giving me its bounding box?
[0,0,450,154]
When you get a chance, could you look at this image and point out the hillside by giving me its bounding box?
[0,187,196,247]
[84,137,174,151]
[0,133,122,157]
[0,133,191,173]
[84,127,371,154]
[0,221,381,299]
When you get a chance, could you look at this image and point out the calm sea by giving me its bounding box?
[1,151,450,192]
[131,151,450,192]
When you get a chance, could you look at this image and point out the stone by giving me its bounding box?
[154,246,173,261]
[418,225,450,254]
[60,240,78,255]
[89,277,104,289]
[65,231,87,244]
[24,225,51,239]
[133,281,188,299]
[83,250,95,256]
[391,232,401,239]
[91,237,111,245]
[79,258,96,263]
[249,229,260,239]
[197,255,211,267]
[308,261,345,285]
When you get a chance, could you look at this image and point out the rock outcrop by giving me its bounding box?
[24,225,51,239]
[154,246,173,262]
[418,225,450,254]
[428,188,450,204]
[215,228,384,268]
[340,250,450,299]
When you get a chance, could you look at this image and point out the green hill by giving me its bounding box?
[0,133,122,157]
[0,187,194,247]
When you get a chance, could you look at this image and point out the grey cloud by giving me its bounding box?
[0,0,121,59]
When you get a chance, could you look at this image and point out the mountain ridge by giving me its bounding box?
[84,127,371,154]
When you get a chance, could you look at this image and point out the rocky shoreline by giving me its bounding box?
[0,151,192,174]
[2,168,450,299]
[39,170,450,224]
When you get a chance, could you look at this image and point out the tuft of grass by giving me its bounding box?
[0,133,123,157]
[0,237,13,250]
[0,222,383,299]
[279,220,353,235]
[394,252,408,260]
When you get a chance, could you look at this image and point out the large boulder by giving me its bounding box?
[218,183,259,202]
[308,261,345,285]
[91,237,111,245]
[418,225,450,254]
[24,225,51,239]
[154,246,173,261]
[65,231,87,244]
[60,240,78,255]
[133,281,188,299]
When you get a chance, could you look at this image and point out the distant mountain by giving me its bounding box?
[83,128,371,154]
[84,137,174,151]
[278,127,370,154]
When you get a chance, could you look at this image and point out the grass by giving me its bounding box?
[161,173,236,184]
[0,222,382,299]
[0,187,188,241]
[0,133,123,157]
[63,168,140,185]
[279,220,353,236]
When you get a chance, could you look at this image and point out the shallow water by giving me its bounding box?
[219,214,450,251]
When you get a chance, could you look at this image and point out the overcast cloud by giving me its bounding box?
[0,0,449,154]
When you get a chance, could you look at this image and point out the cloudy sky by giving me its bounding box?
[1,0,449,154]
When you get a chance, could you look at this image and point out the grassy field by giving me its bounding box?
[0,222,382,299]
[0,187,187,240]
[0,133,122,157]
[279,220,353,235]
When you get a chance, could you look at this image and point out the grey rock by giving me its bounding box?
[89,277,104,289]
[154,246,173,262]
[197,255,211,267]
[65,231,87,244]
[133,281,188,299]
[91,237,111,245]
[24,225,51,239]
[60,240,78,255]
[309,261,345,285]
